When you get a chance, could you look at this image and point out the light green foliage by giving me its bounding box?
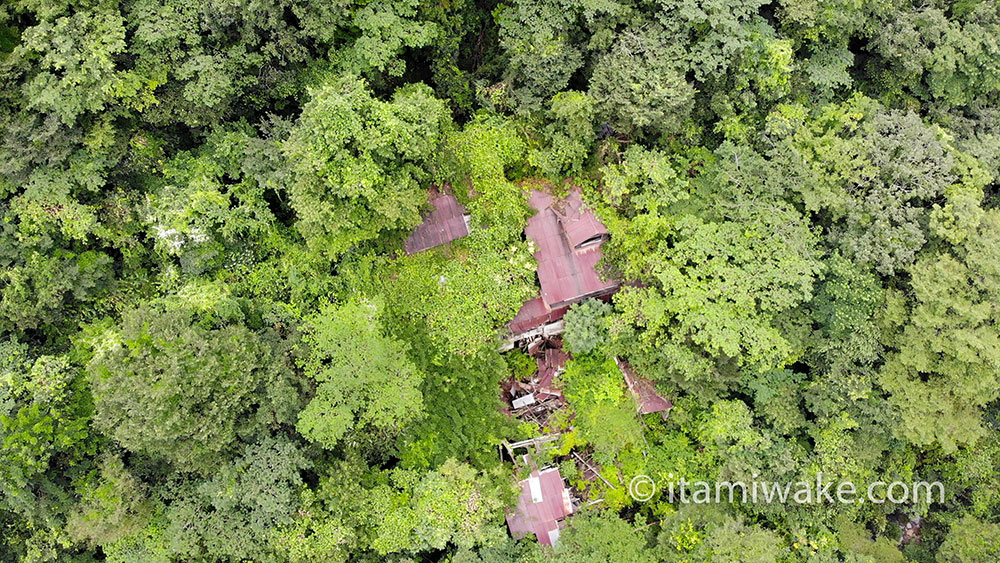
[384,246,534,356]
[651,210,820,368]
[936,516,1000,563]
[17,7,132,125]
[1,345,94,516]
[66,454,152,547]
[4,0,1000,559]
[656,505,786,562]
[766,98,964,275]
[604,142,822,398]
[925,434,1000,520]
[561,356,644,464]
[284,75,449,259]
[327,0,439,77]
[694,400,800,484]
[145,127,285,275]
[880,211,1000,452]
[297,299,424,449]
[317,457,508,555]
[836,516,905,563]
[374,115,535,356]
[563,298,613,355]
[599,145,698,213]
[410,459,508,551]
[439,113,530,242]
[397,354,517,469]
[273,488,354,563]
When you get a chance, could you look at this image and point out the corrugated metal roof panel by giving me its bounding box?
[512,393,537,409]
[509,296,550,334]
[618,358,672,414]
[554,190,608,248]
[404,189,470,254]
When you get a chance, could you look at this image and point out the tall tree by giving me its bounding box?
[296,298,424,450]
[283,75,449,259]
[86,287,299,471]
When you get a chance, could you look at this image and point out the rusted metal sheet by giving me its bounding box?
[404,189,470,255]
[509,296,550,335]
[535,348,569,400]
[506,467,574,546]
[525,188,619,310]
[616,357,672,415]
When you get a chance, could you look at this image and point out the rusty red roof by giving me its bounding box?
[552,190,608,248]
[525,188,618,311]
[404,189,470,255]
[617,358,672,415]
[509,296,569,335]
[506,467,573,546]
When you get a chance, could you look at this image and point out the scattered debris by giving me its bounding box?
[512,393,537,409]
[572,451,615,490]
[900,516,922,544]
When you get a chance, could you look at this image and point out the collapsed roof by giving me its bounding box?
[535,348,568,401]
[616,358,672,416]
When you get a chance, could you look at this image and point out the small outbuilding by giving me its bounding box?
[404,188,471,255]
[506,467,574,546]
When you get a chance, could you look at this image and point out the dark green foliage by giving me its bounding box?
[588,24,695,139]
[86,290,299,472]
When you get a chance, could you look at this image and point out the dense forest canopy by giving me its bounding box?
[1,0,999,560]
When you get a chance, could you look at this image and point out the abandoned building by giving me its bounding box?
[499,187,671,548]
[505,467,575,547]
[403,188,471,255]
[508,188,619,340]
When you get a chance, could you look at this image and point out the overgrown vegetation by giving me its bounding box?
[1,0,999,560]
